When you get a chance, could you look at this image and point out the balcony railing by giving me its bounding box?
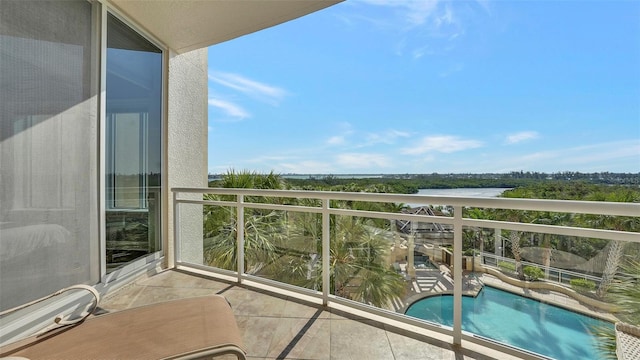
[172,187,639,360]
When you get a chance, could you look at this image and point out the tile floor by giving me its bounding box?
[99,270,513,360]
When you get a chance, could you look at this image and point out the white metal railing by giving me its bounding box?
[172,187,640,360]
[482,252,603,284]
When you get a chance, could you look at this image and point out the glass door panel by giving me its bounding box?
[105,13,162,272]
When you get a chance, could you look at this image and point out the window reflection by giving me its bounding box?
[106,14,162,272]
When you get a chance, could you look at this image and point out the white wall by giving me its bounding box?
[166,48,208,267]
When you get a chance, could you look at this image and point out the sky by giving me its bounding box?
[207,0,640,175]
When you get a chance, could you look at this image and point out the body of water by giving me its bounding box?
[416,188,510,197]
[406,188,510,208]
[405,286,612,360]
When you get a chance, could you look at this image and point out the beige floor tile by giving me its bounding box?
[281,298,330,319]
[265,316,331,359]
[236,315,283,358]
[223,288,288,317]
[100,284,146,311]
[330,318,395,359]
[385,329,453,360]
[128,285,216,307]
[138,270,234,291]
[97,270,511,360]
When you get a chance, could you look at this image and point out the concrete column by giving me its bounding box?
[166,48,208,267]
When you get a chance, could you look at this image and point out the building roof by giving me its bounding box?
[110,0,343,53]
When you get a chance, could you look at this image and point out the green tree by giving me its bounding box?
[594,259,640,359]
[302,215,406,308]
[205,170,406,308]
[204,170,287,271]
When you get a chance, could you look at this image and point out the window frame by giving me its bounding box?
[98,3,168,282]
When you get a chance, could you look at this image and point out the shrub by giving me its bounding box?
[498,261,516,272]
[463,249,478,256]
[523,266,544,281]
[570,278,596,292]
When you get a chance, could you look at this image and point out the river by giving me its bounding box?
[406,188,511,208]
[416,188,510,197]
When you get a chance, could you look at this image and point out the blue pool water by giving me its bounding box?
[405,286,613,360]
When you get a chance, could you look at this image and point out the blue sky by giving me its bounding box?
[207,0,640,175]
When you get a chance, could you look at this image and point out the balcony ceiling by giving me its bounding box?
[109,0,343,53]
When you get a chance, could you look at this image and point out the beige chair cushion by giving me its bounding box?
[1,295,246,360]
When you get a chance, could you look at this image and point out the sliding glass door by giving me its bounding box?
[0,0,99,310]
[105,14,163,272]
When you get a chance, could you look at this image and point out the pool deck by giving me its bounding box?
[97,266,614,359]
[401,265,616,322]
[99,269,520,360]
[480,274,617,322]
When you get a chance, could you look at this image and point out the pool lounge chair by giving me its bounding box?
[616,322,640,360]
[0,286,246,360]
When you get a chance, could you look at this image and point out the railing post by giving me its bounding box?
[322,198,330,306]
[453,205,463,346]
[237,195,245,284]
[173,191,180,266]
[495,228,502,258]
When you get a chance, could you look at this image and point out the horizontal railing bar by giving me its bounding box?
[482,254,603,282]
[176,190,637,243]
[173,186,638,360]
[463,218,640,243]
[172,187,639,217]
[175,199,236,206]
[463,333,553,360]
[327,208,457,225]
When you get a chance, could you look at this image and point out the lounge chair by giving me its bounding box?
[0,285,246,360]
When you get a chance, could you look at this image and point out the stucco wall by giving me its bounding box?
[166,48,208,267]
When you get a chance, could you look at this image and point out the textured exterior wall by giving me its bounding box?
[166,48,208,267]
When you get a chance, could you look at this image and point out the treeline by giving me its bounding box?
[269,176,539,194]
[501,181,640,202]
[209,170,640,202]
[249,173,639,195]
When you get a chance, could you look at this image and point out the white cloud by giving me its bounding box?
[326,123,355,146]
[521,140,640,166]
[278,161,334,174]
[248,155,292,163]
[327,136,346,145]
[351,0,485,66]
[208,98,250,120]
[336,153,392,169]
[505,131,539,144]
[354,0,441,28]
[470,139,640,173]
[434,4,454,28]
[208,71,287,105]
[401,135,484,155]
[364,129,411,145]
[438,63,464,77]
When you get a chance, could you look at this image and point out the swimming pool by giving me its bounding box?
[405,286,613,360]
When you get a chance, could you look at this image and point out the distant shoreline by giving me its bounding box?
[208,172,639,186]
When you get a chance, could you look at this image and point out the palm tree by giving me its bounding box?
[204,206,286,271]
[464,207,489,266]
[532,211,571,279]
[585,213,637,298]
[578,191,640,298]
[593,259,640,359]
[203,170,286,271]
[322,215,405,308]
[204,170,406,308]
[267,211,406,308]
[508,230,525,280]
[488,207,530,280]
